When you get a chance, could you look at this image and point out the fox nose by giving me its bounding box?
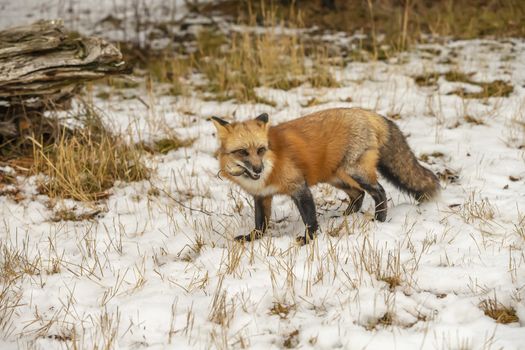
[252,165,263,174]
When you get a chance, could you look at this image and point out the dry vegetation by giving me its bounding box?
[122,6,338,105]
[480,297,520,324]
[130,10,334,104]
[120,0,524,107]
[31,105,150,202]
[208,0,525,52]
[414,70,514,99]
[1,1,525,349]
[194,27,337,102]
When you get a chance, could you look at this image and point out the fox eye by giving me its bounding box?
[257,147,267,156]
[233,149,249,156]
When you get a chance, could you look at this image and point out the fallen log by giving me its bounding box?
[0,19,126,139]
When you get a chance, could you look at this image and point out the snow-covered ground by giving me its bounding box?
[1,3,525,350]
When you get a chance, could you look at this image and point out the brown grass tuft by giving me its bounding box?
[480,298,519,324]
[419,151,445,164]
[283,329,300,349]
[365,312,395,330]
[51,208,102,222]
[153,137,195,154]
[0,242,40,284]
[415,71,514,99]
[414,72,441,87]
[269,302,296,319]
[450,80,514,99]
[32,105,149,202]
[379,276,402,290]
[457,192,495,223]
[463,115,485,125]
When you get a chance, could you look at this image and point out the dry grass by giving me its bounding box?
[419,151,445,164]
[0,282,22,338]
[269,302,296,319]
[414,70,514,99]
[283,329,300,349]
[414,72,441,87]
[480,298,519,324]
[152,137,195,154]
[450,80,514,99]
[366,312,395,330]
[124,8,338,104]
[51,208,102,222]
[353,238,404,290]
[32,105,149,202]
[208,276,235,328]
[1,4,524,348]
[463,115,485,125]
[0,169,24,202]
[514,212,525,241]
[210,0,525,53]
[193,24,337,102]
[443,71,474,83]
[504,99,525,149]
[0,241,41,284]
[457,192,496,224]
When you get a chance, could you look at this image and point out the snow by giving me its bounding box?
[0,0,203,48]
[1,3,525,350]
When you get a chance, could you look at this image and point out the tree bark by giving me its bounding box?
[0,20,126,138]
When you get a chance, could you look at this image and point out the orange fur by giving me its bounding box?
[212,107,439,232]
[264,108,387,194]
[212,108,392,196]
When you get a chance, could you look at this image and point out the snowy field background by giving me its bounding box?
[1,1,525,349]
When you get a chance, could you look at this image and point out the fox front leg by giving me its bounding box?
[234,196,272,242]
[292,184,319,244]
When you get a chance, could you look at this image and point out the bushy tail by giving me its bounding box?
[378,119,440,201]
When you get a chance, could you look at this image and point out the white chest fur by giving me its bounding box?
[235,177,278,196]
[232,160,277,196]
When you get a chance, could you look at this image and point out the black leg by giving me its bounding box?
[344,190,365,215]
[352,177,388,222]
[371,183,387,222]
[336,182,365,215]
[254,196,270,232]
[292,184,318,244]
[235,196,272,242]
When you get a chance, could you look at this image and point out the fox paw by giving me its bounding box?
[296,234,315,245]
[234,230,263,242]
[374,210,387,222]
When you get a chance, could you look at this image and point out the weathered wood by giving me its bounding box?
[0,19,126,139]
[0,20,65,59]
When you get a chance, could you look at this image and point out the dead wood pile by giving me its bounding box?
[0,20,126,140]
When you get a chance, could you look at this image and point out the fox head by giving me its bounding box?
[211,113,274,183]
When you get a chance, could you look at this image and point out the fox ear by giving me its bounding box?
[211,116,230,139]
[211,116,230,127]
[255,113,269,124]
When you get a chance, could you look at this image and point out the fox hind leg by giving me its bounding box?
[353,178,387,222]
[343,187,365,215]
[333,181,365,214]
[337,149,388,222]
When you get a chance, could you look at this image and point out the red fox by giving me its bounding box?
[211,108,439,244]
